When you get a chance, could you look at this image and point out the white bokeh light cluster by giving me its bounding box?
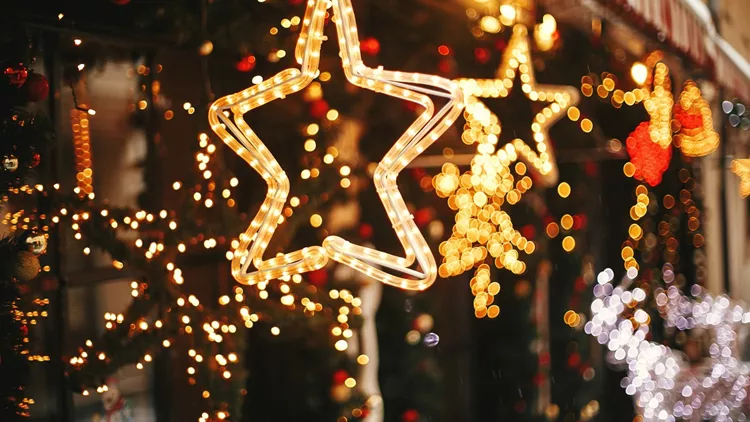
[587,266,750,421]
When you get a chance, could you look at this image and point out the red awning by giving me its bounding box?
[598,0,750,102]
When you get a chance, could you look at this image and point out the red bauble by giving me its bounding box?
[29,152,41,168]
[20,325,28,337]
[289,0,303,4]
[25,73,49,102]
[308,268,328,287]
[520,224,536,240]
[236,55,257,72]
[310,100,330,119]
[532,373,546,386]
[360,37,380,55]
[414,208,432,228]
[626,122,671,187]
[538,352,551,366]
[474,48,491,64]
[111,0,131,4]
[359,223,373,240]
[437,58,452,74]
[584,160,598,177]
[401,409,419,422]
[4,64,28,87]
[332,369,349,385]
[567,352,581,368]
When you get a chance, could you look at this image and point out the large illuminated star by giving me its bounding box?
[731,159,750,198]
[321,0,464,291]
[456,24,579,187]
[208,0,330,285]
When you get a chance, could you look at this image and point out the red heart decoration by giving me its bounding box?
[626,122,672,187]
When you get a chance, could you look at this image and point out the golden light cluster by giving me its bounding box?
[643,62,673,149]
[212,0,462,291]
[71,107,94,195]
[731,159,750,198]
[433,21,579,318]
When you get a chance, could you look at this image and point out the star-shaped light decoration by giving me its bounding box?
[208,0,330,285]
[731,159,750,198]
[321,0,464,291]
[434,23,579,318]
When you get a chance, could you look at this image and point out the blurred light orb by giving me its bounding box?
[630,62,648,86]
[423,332,440,347]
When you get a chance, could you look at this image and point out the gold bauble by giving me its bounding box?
[15,251,40,281]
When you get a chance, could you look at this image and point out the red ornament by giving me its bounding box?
[474,48,491,64]
[567,352,581,368]
[25,73,49,102]
[520,224,536,240]
[236,55,257,73]
[532,373,546,386]
[574,276,587,292]
[360,37,380,55]
[584,160,598,177]
[20,325,28,337]
[308,268,328,287]
[414,208,432,228]
[289,0,303,4]
[4,64,28,87]
[332,369,349,385]
[29,152,41,168]
[359,223,373,240]
[626,122,672,187]
[437,58,452,74]
[401,409,419,422]
[111,0,131,4]
[310,100,330,119]
[538,352,551,366]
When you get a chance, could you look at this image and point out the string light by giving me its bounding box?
[208,0,330,285]
[305,0,464,291]
[71,107,94,195]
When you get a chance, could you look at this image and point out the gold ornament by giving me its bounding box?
[3,154,19,172]
[15,251,40,282]
[731,159,750,198]
[26,234,47,255]
[320,0,463,291]
[673,81,720,157]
